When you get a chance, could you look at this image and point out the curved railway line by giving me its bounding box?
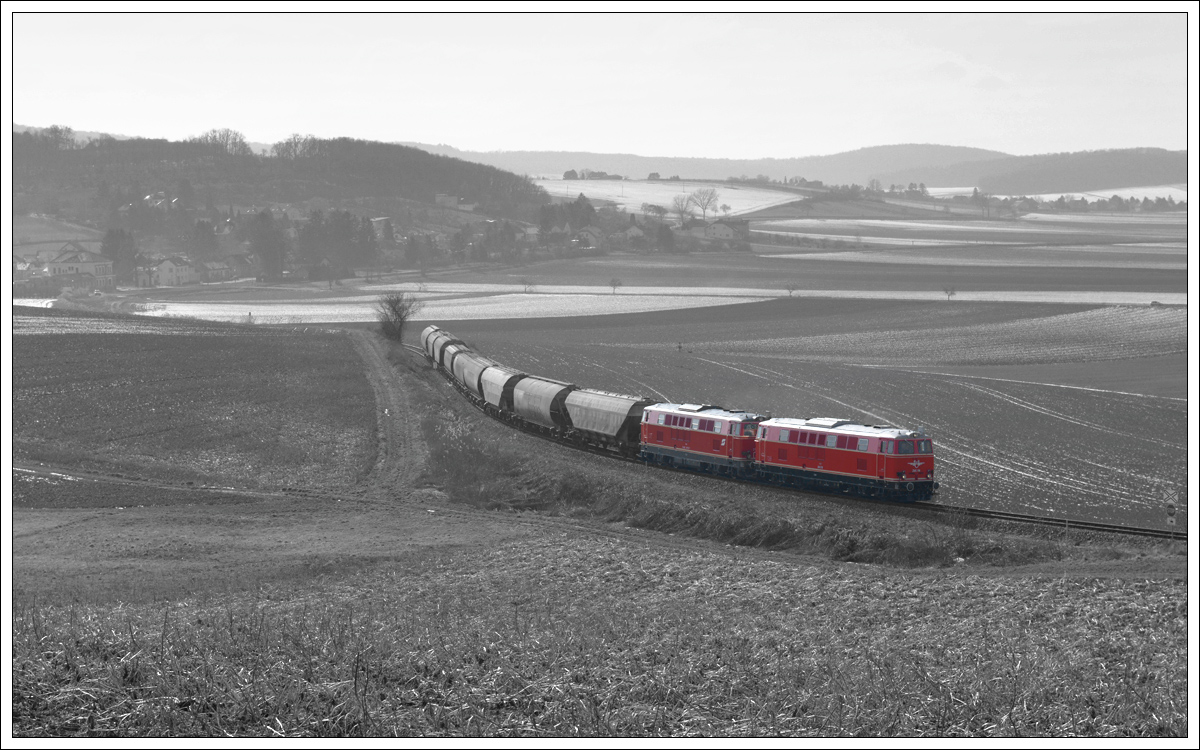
[404,343,1186,541]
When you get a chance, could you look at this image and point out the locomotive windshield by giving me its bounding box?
[741,423,758,436]
[917,439,932,454]
[896,440,915,454]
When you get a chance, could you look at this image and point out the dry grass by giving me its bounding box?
[419,413,1069,570]
[12,537,1187,737]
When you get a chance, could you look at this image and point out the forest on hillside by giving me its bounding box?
[11,127,549,223]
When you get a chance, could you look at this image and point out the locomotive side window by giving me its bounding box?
[825,434,837,448]
[779,429,789,443]
[857,438,869,451]
[657,414,664,425]
[897,440,914,454]
[917,439,932,454]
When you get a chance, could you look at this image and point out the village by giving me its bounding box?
[12,188,754,297]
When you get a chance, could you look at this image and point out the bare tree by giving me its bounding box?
[688,187,721,222]
[609,278,623,295]
[943,285,957,302]
[376,292,424,342]
[520,277,535,293]
[671,194,693,225]
[190,127,253,157]
[785,281,800,297]
[641,203,668,223]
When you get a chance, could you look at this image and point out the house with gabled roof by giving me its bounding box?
[137,257,199,287]
[48,243,115,288]
[704,219,750,241]
[575,226,604,248]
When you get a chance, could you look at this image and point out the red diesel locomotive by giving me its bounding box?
[420,325,938,503]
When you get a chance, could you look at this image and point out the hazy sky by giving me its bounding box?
[10,10,1193,158]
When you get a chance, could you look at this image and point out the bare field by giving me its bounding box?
[10,313,377,491]
[446,298,1187,528]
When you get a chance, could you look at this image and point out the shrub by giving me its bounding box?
[376,293,423,343]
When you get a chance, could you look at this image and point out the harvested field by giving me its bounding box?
[10,312,377,491]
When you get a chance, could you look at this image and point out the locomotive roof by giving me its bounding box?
[761,416,924,439]
[648,403,766,422]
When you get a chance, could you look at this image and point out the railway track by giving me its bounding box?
[406,343,1187,542]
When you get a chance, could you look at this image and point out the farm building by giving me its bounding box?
[704,219,750,241]
[48,243,115,288]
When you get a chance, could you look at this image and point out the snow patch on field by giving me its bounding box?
[110,292,772,325]
[535,179,798,216]
[768,248,1186,269]
[1020,185,1187,203]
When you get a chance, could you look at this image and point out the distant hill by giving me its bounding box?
[12,129,548,221]
[400,142,1010,185]
[875,148,1187,195]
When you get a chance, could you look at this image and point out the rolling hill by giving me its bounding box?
[400,143,1010,185]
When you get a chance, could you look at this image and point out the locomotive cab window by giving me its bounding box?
[657,414,665,425]
[825,434,837,448]
[857,438,869,451]
[897,440,915,454]
[917,439,932,454]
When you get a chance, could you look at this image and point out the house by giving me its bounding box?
[575,226,604,248]
[615,225,645,241]
[12,254,43,282]
[517,226,539,245]
[222,254,257,278]
[149,257,200,287]
[47,243,115,288]
[704,219,750,241]
[200,261,234,282]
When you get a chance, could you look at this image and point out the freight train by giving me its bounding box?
[420,325,938,502]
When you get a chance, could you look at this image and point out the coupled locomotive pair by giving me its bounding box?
[421,326,938,502]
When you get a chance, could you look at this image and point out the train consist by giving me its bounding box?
[420,326,938,502]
